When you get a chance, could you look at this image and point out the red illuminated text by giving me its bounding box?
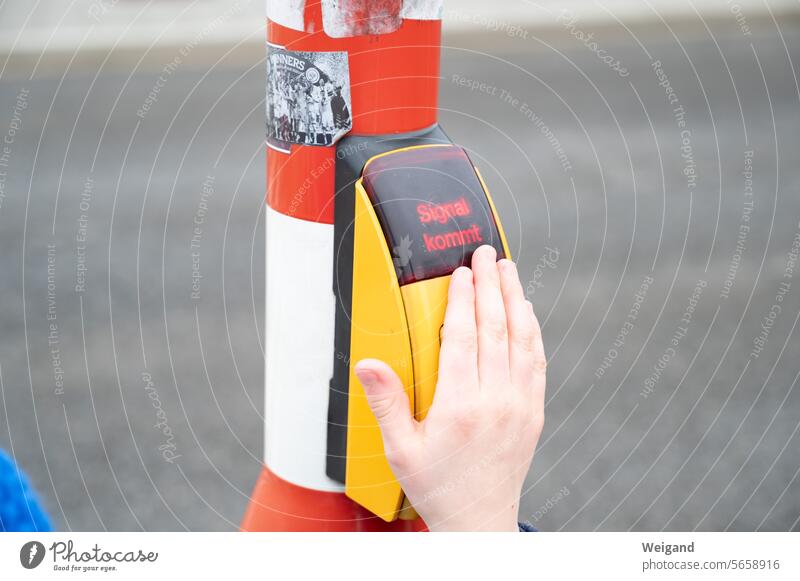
[424,224,483,252]
[417,197,472,224]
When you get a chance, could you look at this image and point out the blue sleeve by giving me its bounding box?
[518,521,538,532]
[0,449,52,532]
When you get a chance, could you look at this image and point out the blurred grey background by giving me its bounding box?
[1,0,799,531]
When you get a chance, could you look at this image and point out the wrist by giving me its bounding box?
[426,509,519,532]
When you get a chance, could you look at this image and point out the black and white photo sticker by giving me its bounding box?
[267,46,353,151]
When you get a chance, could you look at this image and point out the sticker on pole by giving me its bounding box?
[321,0,402,37]
[267,46,353,151]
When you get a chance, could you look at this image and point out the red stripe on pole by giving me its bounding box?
[242,466,426,532]
[267,147,336,223]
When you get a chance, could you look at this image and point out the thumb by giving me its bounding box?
[354,359,418,456]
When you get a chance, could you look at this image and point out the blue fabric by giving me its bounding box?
[0,449,52,532]
[518,521,538,532]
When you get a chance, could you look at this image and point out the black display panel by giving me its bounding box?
[361,145,505,286]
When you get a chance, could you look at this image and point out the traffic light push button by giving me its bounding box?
[344,144,510,521]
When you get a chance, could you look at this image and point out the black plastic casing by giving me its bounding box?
[326,125,453,483]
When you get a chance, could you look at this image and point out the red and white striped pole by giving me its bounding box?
[241,0,443,531]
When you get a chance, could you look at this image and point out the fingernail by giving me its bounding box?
[499,259,516,272]
[453,266,471,280]
[474,244,496,261]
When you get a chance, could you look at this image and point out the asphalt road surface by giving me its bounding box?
[1,18,799,531]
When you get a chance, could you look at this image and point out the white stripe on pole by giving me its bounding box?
[265,206,343,492]
[267,0,306,31]
[402,0,444,20]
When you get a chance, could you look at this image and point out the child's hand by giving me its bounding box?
[354,245,547,531]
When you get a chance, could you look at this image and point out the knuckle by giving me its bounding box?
[483,317,508,343]
[444,327,478,353]
[452,403,482,436]
[486,395,514,420]
[513,326,537,353]
[533,354,548,375]
[384,443,413,470]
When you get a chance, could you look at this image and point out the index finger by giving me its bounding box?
[472,245,510,387]
[437,266,479,396]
